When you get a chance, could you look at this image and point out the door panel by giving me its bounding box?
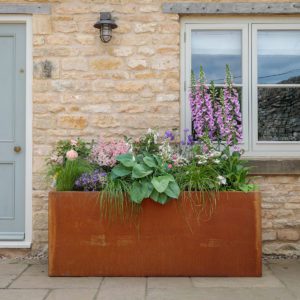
[0,24,26,241]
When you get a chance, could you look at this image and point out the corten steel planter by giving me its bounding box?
[48,191,262,277]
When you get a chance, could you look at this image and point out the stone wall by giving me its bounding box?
[0,0,299,257]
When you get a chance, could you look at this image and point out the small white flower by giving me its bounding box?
[217,175,226,185]
[214,159,220,164]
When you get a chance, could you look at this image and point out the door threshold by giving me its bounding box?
[0,241,31,248]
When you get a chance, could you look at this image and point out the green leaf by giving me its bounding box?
[112,165,132,177]
[116,153,135,167]
[153,155,162,166]
[132,163,153,179]
[150,190,169,204]
[141,179,153,198]
[129,181,145,204]
[164,181,180,199]
[143,156,157,168]
[151,175,171,193]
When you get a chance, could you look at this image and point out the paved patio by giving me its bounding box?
[0,260,299,300]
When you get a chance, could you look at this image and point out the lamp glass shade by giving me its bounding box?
[100,24,112,43]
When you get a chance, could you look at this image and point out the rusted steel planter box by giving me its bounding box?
[48,191,262,277]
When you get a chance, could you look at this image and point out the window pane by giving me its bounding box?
[258,87,300,141]
[258,31,300,84]
[191,30,242,84]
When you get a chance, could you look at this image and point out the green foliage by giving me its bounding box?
[131,129,160,155]
[173,162,220,192]
[55,159,94,191]
[111,153,180,205]
[55,138,91,162]
[218,147,257,192]
[99,176,140,221]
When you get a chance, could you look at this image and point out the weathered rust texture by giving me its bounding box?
[48,191,262,277]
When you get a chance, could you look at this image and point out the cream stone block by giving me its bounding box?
[277,229,300,241]
[75,34,96,45]
[115,82,145,93]
[53,21,78,33]
[33,212,48,230]
[90,115,120,128]
[90,58,123,70]
[127,59,147,70]
[33,35,45,46]
[46,34,72,45]
[33,116,56,129]
[134,22,157,33]
[57,115,88,129]
[158,22,180,34]
[263,230,277,241]
[139,5,160,12]
[33,15,52,35]
[62,58,89,71]
[121,34,152,46]
[156,94,179,102]
[151,56,179,70]
[33,104,64,114]
[54,3,90,14]
[81,104,112,113]
[109,46,133,57]
[138,46,155,56]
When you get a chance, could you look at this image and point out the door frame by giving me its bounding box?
[0,15,32,248]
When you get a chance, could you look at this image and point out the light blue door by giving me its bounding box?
[0,24,26,241]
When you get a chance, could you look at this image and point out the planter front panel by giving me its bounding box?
[48,191,262,277]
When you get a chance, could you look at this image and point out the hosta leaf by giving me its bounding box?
[116,153,135,168]
[143,156,157,168]
[141,180,153,198]
[164,181,180,199]
[151,175,171,193]
[150,190,169,205]
[132,163,153,179]
[112,165,131,177]
[129,182,145,204]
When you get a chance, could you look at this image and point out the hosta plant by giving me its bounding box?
[111,153,180,204]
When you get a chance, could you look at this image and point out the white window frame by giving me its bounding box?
[0,15,32,248]
[181,16,300,158]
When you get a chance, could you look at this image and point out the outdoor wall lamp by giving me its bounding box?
[94,12,117,43]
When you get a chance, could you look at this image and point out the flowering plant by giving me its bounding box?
[47,67,256,205]
[190,65,242,148]
[90,137,130,168]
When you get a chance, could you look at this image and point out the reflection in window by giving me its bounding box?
[258,88,300,141]
[258,31,300,84]
[191,30,242,84]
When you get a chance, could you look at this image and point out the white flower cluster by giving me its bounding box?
[195,150,222,166]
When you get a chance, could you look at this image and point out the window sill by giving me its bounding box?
[246,159,300,175]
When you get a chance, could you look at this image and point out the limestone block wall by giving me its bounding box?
[0,0,299,256]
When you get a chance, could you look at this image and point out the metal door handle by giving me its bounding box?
[14,146,22,153]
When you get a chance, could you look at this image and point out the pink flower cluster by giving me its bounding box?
[91,137,130,167]
[190,81,215,140]
[189,67,243,146]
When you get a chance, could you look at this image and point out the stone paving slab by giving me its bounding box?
[0,289,48,300]
[97,277,146,300]
[10,275,102,289]
[269,260,300,299]
[192,265,284,288]
[148,277,192,289]
[0,264,28,288]
[146,287,296,300]
[45,288,98,300]
[0,260,299,300]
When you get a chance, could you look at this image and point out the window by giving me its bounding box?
[182,17,300,157]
